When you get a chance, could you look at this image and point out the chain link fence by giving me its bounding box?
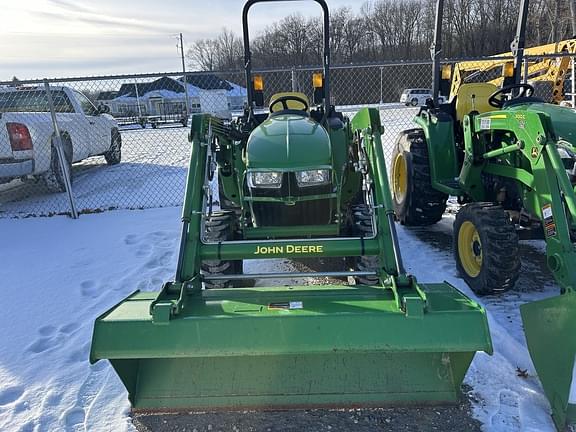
[0,54,573,218]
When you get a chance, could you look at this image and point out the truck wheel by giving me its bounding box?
[410,98,419,106]
[391,129,447,225]
[454,203,520,295]
[201,211,242,288]
[104,130,122,165]
[43,137,72,193]
[350,204,380,285]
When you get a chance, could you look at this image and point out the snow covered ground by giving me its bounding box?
[0,205,560,432]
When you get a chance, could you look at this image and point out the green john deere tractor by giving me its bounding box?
[90,0,491,415]
[391,0,576,429]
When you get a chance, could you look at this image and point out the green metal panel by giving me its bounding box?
[414,112,461,195]
[91,283,491,410]
[246,114,332,170]
[199,238,380,260]
[521,292,576,431]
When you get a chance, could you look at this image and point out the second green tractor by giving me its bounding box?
[391,0,576,429]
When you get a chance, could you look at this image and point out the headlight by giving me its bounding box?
[295,169,330,187]
[248,171,283,188]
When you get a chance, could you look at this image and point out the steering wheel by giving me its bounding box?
[488,83,535,108]
[269,95,309,113]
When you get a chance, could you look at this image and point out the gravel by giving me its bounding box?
[133,387,481,432]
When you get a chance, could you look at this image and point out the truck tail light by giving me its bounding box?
[7,122,33,151]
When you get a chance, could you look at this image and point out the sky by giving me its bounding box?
[1,0,360,81]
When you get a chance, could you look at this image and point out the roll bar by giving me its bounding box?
[242,0,331,114]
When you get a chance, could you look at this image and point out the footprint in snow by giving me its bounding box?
[63,407,85,432]
[490,389,521,430]
[62,358,110,431]
[80,280,101,299]
[145,251,174,269]
[17,421,34,432]
[27,337,57,354]
[0,386,24,406]
[60,322,79,335]
[38,325,57,337]
[135,243,153,258]
[27,322,71,354]
[123,234,138,245]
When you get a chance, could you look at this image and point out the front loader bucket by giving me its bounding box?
[91,282,491,412]
[521,292,576,430]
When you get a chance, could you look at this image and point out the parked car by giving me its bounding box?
[400,88,446,106]
[0,86,120,192]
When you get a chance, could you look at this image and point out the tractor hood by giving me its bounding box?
[522,103,576,145]
[246,114,332,170]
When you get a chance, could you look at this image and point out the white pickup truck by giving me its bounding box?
[0,86,120,192]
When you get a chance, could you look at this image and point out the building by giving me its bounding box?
[96,74,247,119]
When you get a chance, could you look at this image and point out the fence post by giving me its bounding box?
[570,57,576,108]
[379,67,384,104]
[43,79,78,219]
[291,68,297,92]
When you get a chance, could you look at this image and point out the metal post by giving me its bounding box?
[180,33,191,117]
[291,68,297,92]
[379,67,383,104]
[572,56,575,107]
[43,80,78,219]
[511,0,529,87]
[134,80,142,117]
[430,0,444,104]
[523,57,529,84]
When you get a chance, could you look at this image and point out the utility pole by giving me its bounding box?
[179,33,191,116]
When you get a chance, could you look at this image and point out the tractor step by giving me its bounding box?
[91,283,491,412]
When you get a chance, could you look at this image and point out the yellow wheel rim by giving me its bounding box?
[392,153,408,202]
[458,221,483,277]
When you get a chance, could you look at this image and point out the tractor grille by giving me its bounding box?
[253,199,332,226]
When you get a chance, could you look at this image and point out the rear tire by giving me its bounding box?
[391,129,447,226]
[104,129,122,165]
[201,211,242,289]
[454,203,520,295]
[43,137,72,193]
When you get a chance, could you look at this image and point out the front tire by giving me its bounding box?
[454,203,520,295]
[391,129,447,225]
[410,98,419,106]
[104,129,122,165]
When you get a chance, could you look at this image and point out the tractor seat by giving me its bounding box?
[269,92,310,117]
[455,83,498,122]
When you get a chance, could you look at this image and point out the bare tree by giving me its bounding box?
[187,39,218,71]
